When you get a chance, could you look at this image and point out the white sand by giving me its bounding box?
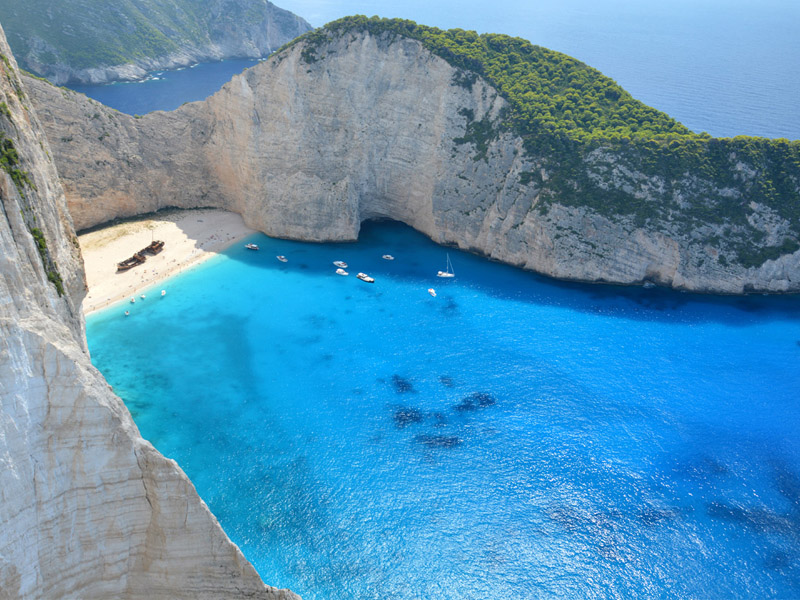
[79,208,256,314]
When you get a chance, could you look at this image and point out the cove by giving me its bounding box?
[67,58,262,115]
[86,221,800,599]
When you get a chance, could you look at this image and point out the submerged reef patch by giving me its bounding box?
[393,407,424,428]
[453,392,497,412]
[391,374,416,394]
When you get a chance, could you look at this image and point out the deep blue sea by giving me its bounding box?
[68,58,261,115]
[68,0,800,139]
[87,222,800,599]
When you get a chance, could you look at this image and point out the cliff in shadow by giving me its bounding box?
[25,17,800,294]
[0,23,297,600]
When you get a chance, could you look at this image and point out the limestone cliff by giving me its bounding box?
[0,0,311,84]
[25,24,800,294]
[0,24,297,600]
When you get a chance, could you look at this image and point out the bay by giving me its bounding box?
[67,58,262,115]
[87,222,800,599]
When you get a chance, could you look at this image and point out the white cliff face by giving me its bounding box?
[25,30,800,294]
[0,25,298,600]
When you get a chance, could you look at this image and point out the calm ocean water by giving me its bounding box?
[87,222,800,599]
[68,0,800,139]
[79,2,800,596]
[68,58,261,115]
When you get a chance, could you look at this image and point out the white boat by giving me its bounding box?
[245,243,259,250]
[437,253,455,278]
[277,255,288,263]
[129,297,136,304]
[140,294,146,300]
[333,260,348,268]
[336,268,349,276]
[161,290,166,297]
[382,254,395,260]
[356,272,375,283]
[428,288,437,297]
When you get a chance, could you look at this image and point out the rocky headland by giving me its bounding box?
[0,23,297,599]
[0,0,311,84]
[25,17,800,294]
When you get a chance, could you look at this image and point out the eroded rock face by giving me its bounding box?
[1,0,311,85]
[0,24,297,600]
[25,30,800,294]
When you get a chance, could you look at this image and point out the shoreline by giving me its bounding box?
[79,208,256,315]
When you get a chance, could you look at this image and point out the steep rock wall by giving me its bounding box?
[25,30,800,294]
[0,0,311,85]
[0,24,297,600]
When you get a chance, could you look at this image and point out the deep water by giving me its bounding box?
[68,0,800,139]
[87,222,800,599]
[67,58,261,115]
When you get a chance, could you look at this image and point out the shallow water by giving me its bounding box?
[87,222,800,599]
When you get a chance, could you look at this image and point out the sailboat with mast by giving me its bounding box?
[437,253,455,278]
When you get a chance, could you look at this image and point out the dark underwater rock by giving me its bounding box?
[394,407,424,428]
[454,392,496,412]
[392,374,416,393]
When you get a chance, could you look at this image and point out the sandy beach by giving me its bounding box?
[79,208,256,314]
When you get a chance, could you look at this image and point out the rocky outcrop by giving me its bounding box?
[0,0,311,84]
[0,24,297,600]
[25,29,800,294]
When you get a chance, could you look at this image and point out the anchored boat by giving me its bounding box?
[437,253,455,278]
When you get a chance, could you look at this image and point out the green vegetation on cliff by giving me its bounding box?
[284,16,800,268]
[285,16,690,144]
[0,0,311,79]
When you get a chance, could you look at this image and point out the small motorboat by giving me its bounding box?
[140,294,146,300]
[129,297,136,304]
[428,288,437,297]
[161,290,166,297]
[382,254,395,261]
[336,268,349,276]
[277,255,288,262]
[124,310,130,317]
[356,272,375,283]
[245,243,259,250]
[333,260,348,268]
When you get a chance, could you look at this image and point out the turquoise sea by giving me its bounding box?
[69,0,800,140]
[78,1,800,596]
[87,222,800,599]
